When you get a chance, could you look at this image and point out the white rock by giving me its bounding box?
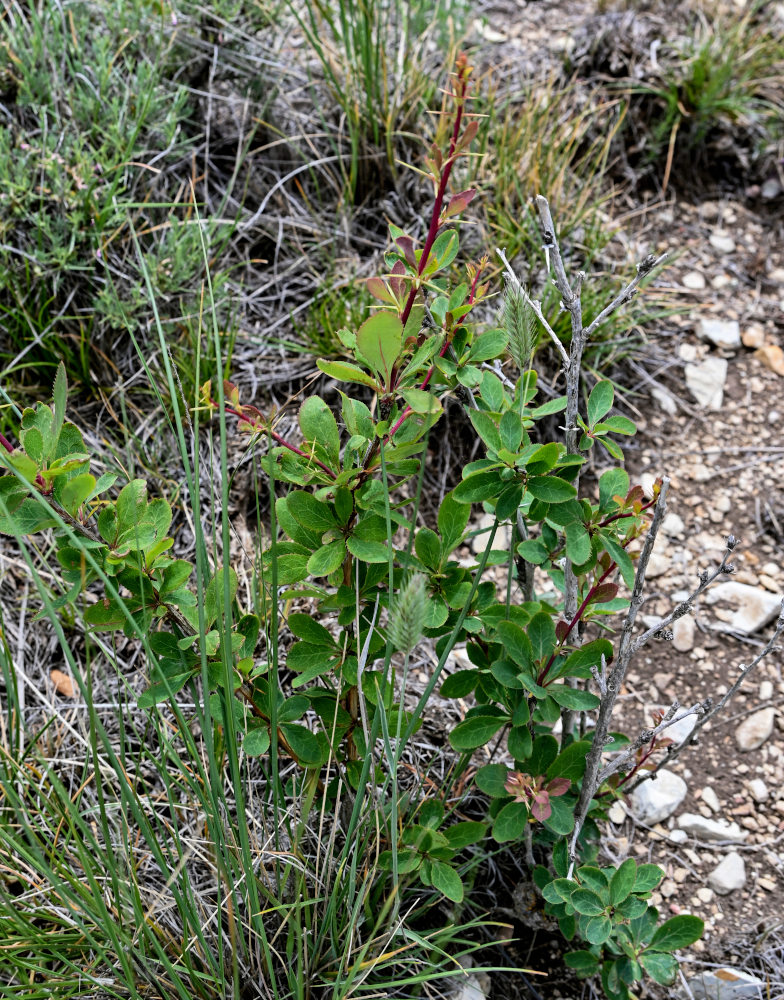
[687,968,765,999]
[709,232,737,254]
[608,800,627,824]
[645,551,671,578]
[759,680,774,700]
[747,778,769,802]
[450,974,489,1000]
[630,770,688,824]
[669,828,688,843]
[736,708,775,752]
[685,358,728,411]
[471,512,511,554]
[705,582,783,634]
[672,615,695,652]
[699,318,741,349]
[701,786,720,813]
[666,713,698,745]
[639,472,658,499]
[683,270,706,290]
[708,852,746,895]
[662,512,685,536]
[677,813,747,841]
[651,385,679,415]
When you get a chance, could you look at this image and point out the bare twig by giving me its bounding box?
[568,478,670,874]
[628,601,784,791]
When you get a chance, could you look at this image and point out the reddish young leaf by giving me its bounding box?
[588,582,619,605]
[388,259,407,300]
[367,276,397,305]
[223,380,240,408]
[555,619,570,642]
[547,777,572,798]
[394,235,417,267]
[443,188,476,220]
[531,790,552,822]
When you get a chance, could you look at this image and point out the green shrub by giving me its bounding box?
[0,55,720,999]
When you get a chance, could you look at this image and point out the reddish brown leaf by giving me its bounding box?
[546,777,572,798]
[51,669,76,698]
[555,619,570,642]
[588,583,619,606]
[443,188,476,220]
[531,790,552,822]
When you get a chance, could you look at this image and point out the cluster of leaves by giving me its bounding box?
[0,54,702,997]
[544,847,703,999]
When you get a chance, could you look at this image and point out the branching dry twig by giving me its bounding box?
[568,477,670,873]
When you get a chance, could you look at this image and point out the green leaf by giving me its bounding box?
[286,490,337,534]
[584,914,613,946]
[346,536,390,563]
[475,763,511,797]
[497,621,534,670]
[51,363,67,444]
[565,951,600,976]
[426,230,459,273]
[453,469,504,504]
[571,889,606,916]
[610,858,638,906]
[438,491,470,553]
[527,734,559,776]
[307,540,346,577]
[634,864,664,894]
[576,867,609,894]
[547,685,600,711]
[440,670,478,698]
[469,410,502,453]
[546,740,592,782]
[639,951,678,985]
[527,476,576,503]
[565,521,592,565]
[444,821,487,849]
[542,878,576,904]
[115,479,148,533]
[60,473,97,515]
[317,359,379,389]
[492,800,529,843]
[508,725,532,760]
[280,723,324,766]
[243,724,271,757]
[529,395,567,417]
[204,567,239,629]
[527,611,556,663]
[414,527,441,569]
[356,312,403,384]
[430,861,463,902]
[598,415,636,435]
[299,396,340,467]
[543,795,575,835]
[480,371,505,410]
[400,388,441,417]
[601,532,636,589]
[517,538,549,565]
[648,915,704,952]
[499,410,523,453]
[287,613,335,647]
[587,381,614,427]
[449,715,505,752]
[287,641,337,681]
[0,496,58,536]
[468,327,508,363]
[551,639,614,682]
[599,468,630,510]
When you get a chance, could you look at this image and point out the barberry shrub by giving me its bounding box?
[0,54,704,999]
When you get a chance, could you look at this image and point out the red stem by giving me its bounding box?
[386,258,485,442]
[390,63,471,389]
[221,403,337,480]
[537,561,617,687]
[0,433,14,454]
